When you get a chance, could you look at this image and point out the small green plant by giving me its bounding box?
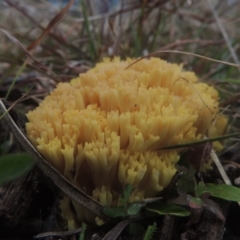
[143,222,157,240]
[79,222,87,240]
[167,166,240,222]
[102,184,144,218]
[103,162,240,224]
[103,183,190,219]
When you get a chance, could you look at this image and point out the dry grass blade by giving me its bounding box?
[33,228,81,239]
[1,92,29,116]
[206,0,240,70]
[159,132,240,150]
[0,28,58,79]
[0,99,107,220]
[160,39,224,50]
[27,0,75,51]
[126,50,240,69]
[0,28,45,69]
[4,0,78,51]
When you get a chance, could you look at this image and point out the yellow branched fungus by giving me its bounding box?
[26,57,226,227]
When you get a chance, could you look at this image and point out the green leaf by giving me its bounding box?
[169,194,191,206]
[103,202,143,218]
[121,184,133,207]
[170,195,203,209]
[195,181,206,198]
[189,197,203,209]
[158,132,240,150]
[102,206,127,218]
[177,174,194,195]
[123,184,133,200]
[146,201,190,217]
[176,167,196,195]
[205,183,240,202]
[0,153,34,186]
[127,203,143,216]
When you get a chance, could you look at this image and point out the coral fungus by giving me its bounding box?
[26,57,224,227]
